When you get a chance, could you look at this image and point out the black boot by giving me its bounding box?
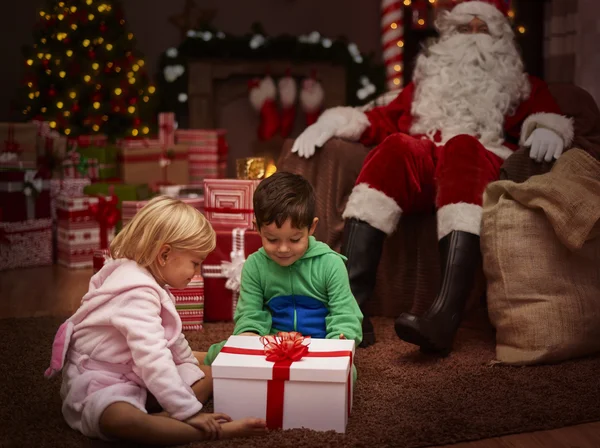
[341,219,386,348]
[394,231,481,355]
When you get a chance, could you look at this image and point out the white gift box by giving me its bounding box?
[212,335,355,433]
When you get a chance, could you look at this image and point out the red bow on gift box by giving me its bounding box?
[88,195,119,249]
[260,332,311,362]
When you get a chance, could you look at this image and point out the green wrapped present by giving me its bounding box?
[83,182,152,231]
[75,145,119,180]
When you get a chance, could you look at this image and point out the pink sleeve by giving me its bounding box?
[360,83,415,147]
[171,333,199,366]
[110,288,202,421]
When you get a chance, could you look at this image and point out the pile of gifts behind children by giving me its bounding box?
[0,112,228,273]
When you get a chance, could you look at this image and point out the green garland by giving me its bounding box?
[157,23,386,124]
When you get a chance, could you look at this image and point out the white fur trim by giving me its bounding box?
[299,79,324,113]
[450,1,505,21]
[249,76,277,111]
[437,202,483,240]
[519,112,574,148]
[342,183,402,235]
[318,107,371,141]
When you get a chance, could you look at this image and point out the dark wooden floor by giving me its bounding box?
[1,265,599,447]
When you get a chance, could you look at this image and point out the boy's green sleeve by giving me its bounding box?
[232,255,272,336]
[324,255,363,346]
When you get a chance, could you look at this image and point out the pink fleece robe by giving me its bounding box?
[45,259,204,439]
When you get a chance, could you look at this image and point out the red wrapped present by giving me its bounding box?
[203,179,260,230]
[202,228,262,322]
[0,218,53,271]
[121,197,204,228]
[67,134,108,150]
[176,129,228,183]
[62,150,99,180]
[56,195,118,268]
[50,179,92,219]
[168,274,205,331]
[0,169,51,222]
[0,122,38,167]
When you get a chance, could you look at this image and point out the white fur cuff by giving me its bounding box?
[437,203,483,240]
[342,183,402,235]
[319,107,371,142]
[519,112,574,148]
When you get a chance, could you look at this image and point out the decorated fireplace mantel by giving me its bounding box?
[186,60,346,130]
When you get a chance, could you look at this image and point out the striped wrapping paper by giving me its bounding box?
[55,196,115,269]
[176,129,228,183]
[121,197,204,228]
[168,274,205,331]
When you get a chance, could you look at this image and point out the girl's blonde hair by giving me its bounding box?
[110,196,216,275]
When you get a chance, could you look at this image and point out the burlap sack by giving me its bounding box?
[481,148,600,365]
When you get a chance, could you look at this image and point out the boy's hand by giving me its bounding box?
[186,412,232,440]
[238,332,260,337]
[339,334,346,339]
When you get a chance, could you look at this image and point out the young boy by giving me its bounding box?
[204,172,363,367]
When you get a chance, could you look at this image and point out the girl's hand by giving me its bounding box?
[186,412,232,440]
[339,334,346,339]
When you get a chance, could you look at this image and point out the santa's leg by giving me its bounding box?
[394,134,503,354]
[342,134,436,348]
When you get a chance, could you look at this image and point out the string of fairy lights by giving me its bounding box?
[20,0,156,139]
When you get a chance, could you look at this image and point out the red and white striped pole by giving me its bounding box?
[381,0,404,90]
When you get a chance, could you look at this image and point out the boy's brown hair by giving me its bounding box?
[253,172,315,230]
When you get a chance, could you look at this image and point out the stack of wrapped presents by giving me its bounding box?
[0,113,234,329]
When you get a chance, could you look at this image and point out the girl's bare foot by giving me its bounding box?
[221,418,268,439]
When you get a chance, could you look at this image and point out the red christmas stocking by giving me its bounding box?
[299,75,324,126]
[278,70,297,138]
[249,76,280,141]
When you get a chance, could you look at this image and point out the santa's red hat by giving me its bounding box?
[451,0,511,19]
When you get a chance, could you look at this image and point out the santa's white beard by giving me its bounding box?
[410,33,531,148]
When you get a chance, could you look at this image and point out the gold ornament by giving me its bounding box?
[236,157,268,180]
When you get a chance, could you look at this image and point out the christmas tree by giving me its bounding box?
[18,0,157,140]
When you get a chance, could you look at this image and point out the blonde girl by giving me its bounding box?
[45,196,266,445]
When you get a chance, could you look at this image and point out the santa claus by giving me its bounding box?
[291,0,574,353]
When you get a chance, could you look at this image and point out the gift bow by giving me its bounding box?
[260,332,311,363]
[89,195,120,229]
[23,170,43,197]
[0,152,18,163]
[221,250,246,293]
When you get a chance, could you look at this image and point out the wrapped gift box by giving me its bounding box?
[202,228,262,322]
[84,182,152,230]
[176,129,228,183]
[168,274,205,331]
[159,184,203,199]
[33,120,68,160]
[203,179,260,230]
[0,122,38,167]
[120,113,189,186]
[50,179,92,219]
[0,168,51,222]
[212,335,355,432]
[121,197,204,228]
[68,138,119,180]
[0,218,53,271]
[56,195,116,268]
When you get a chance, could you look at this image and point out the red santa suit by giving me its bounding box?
[341,76,574,238]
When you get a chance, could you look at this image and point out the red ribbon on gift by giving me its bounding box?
[220,332,353,430]
[3,124,22,154]
[88,195,119,249]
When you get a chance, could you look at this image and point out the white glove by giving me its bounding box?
[524,128,564,163]
[290,107,371,159]
[291,121,335,159]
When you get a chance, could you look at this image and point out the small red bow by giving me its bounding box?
[260,331,310,363]
[89,195,119,229]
